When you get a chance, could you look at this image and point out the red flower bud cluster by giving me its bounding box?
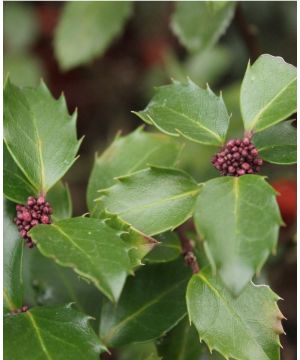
[11,305,29,315]
[14,196,52,248]
[211,136,263,176]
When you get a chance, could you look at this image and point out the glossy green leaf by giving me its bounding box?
[4,79,82,194]
[95,166,201,236]
[29,217,156,302]
[144,232,181,264]
[133,79,230,146]
[87,128,182,212]
[100,258,191,347]
[171,2,235,53]
[157,316,204,360]
[55,2,132,70]
[253,120,297,165]
[4,200,23,313]
[4,305,105,359]
[4,141,36,204]
[47,181,72,220]
[194,175,282,295]
[241,54,296,132]
[187,269,284,360]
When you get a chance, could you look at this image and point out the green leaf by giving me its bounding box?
[157,316,204,360]
[194,175,282,295]
[29,217,156,302]
[47,181,72,221]
[87,128,182,212]
[4,141,36,204]
[144,232,181,264]
[4,200,23,313]
[133,80,230,146]
[118,343,162,360]
[23,249,102,325]
[54,2,132,70]
[100,258,191,347]
[171,2,235,53]
[4,79,82,194]
[240,54,296,132]
[187,269,284,360]
[252,120,297,165]
[95,166,201,236]
[4,305,105,359]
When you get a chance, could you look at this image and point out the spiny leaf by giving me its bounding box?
[187,269,284,360]
[253,120,297,165]
[87,127,182,212]
[4,305,105,359]
[171,1,236,53]
[157,316,204,360]
[240,54,296,132]
[95,166,201,236]
[4,200,23,314]
[29,217,156,302]
[194,175,282,295]
[100,258,191,347]
[133,79,230,146]
[4,79,82,194]
[54,2,132,70]
[144,231,181,264]
[47,181,72,221]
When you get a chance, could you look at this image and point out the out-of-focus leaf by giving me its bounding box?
[4,305,105,359]
[187,269,284,360]
[171,2,236,53]
[194,175,282,295]
[55,2,132,70]
[4,54,43,87]
[133,80,230,146]
[144,232,181,263]
[4,200,23,314]
[87,128,182,212]
[29,217,156,302]
[241,54,296,132]
[95,166,201,236]
[253,120,297,165]
[157,316,204,360]
[4,2,39,52]
[100,258,191,347]
[4,79,82,194]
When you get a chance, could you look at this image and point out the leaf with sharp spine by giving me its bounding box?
[187,269,284,360]
[4,304,106,359]
[194,175,282,295]
[4,79,82,194]
[240,54,296,132]
[133,79,230,146]
[87,127,182,212]
[29,217,157,302]
[95,166,201,236]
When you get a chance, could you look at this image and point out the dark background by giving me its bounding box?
[4,2,297,359]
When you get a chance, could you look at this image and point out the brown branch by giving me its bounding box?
[177,225,200,274]
[234,3,261,61]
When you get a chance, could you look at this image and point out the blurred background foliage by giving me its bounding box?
[4,2,296,359]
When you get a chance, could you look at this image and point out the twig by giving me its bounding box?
[177,225,200,274]
[234,3,261,60]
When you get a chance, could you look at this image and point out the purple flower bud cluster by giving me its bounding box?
[14,196,52,248]
[211,136,263,176]
[11,305,29,315]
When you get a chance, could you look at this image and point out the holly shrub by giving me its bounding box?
[3,2,296,360]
